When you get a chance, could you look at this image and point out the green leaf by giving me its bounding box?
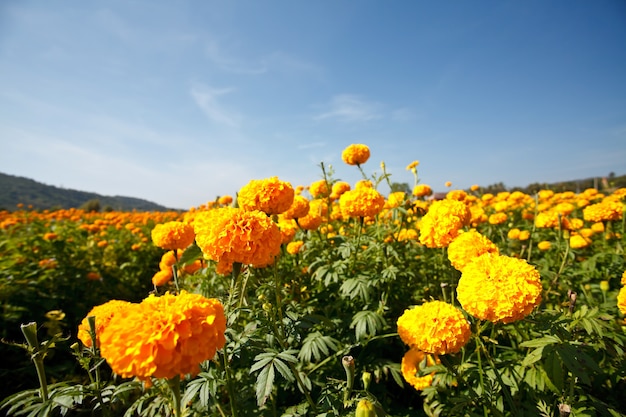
[521,346,544,367]
[255,361,275,407]
[519,335,561,348]
[350,310,386,341]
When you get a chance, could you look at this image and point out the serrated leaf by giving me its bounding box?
[521,346,544,367]
[273,358,295,382]
[256,362,275,407]
[519,335,561,348]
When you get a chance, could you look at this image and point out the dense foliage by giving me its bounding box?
[1,153,625,417]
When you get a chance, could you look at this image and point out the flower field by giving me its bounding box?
[1,145,625,417]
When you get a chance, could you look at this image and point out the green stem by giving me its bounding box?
[169,375,182,417]
[474,336,489,417]
[21,322,49,402]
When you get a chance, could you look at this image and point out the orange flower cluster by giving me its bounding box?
[309,180,329,198]
[282,195,310,220]
[397,300,471,355]
[238,176,295,215]
[401,348,439,391]
[193,207,282,269]
[447,230,499,272]
[341,144,370,166]
[412,184,432,198]
[151,221,195,251]
[418,199,470,248]
[583,201,623,223]
[330,181,351,200]
[456,253,542,324]
[97,291,226,382]
[339,187,385,219]
[78,300,132,348]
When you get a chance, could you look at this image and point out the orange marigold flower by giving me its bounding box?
[412,184,432,198]
[405,160,419,170]
[618,286,626,316]
[330,181,351,200]
[341,144,370,166]
[507,228,521,240]
[535,211,570,229]
[518,230,530,241]
[286,240,304,255]
[298,211,323,230]
[457,253,542,324]
[447,230,499,272]
[194,208,282,267]
[339,187,385,219]
[218,195,233,206]
[97,240,108,248]
[152,269,173,286]
[488,212,508,225]
[445,181,452,187]
[151,221,195,250]
[309,179,329,198]
[386,192,406,208]
[99,291,226,382]
[282,195,310,220]
[77,300,132,348]
[418,199,470,248]
[569,234,591,249]
[401,348,439,391]
[237,176,294,215]
[583,201,623,222]
[397,300,471,355]
[277,217,298,243]
[537,241,552,251]
[43,232,58,240]
[470,184,480,192]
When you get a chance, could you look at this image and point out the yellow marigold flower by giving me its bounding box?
[418,199,471,248]
[218,195,233,206]
[566,218,584,231]
[535,211,570,229]
[554,202,576,216]
[355,180,374,189]
[238,176,294,215]
[569,234,591,249]
[537,241,551,251]
[401,347,439,391]
[591,222,605,233]
[339,187,385,219]
[412,184,432,198]
[99,291,226,382]
[341,143,371,166]
[77,300,132,348]
[194,208,282,267]
[457,253,542,324]
[397,301,471,355]
[282,195,310,220]
[488,212,508,225]
[580,228,594,238]
[507,228,521,240]
[386,191,406,208]
[583,201,623,222]
[309,179,329,198]
[43,232,58,240]
[395,228,418,241]
[446,190,468,201]
[618,286,626,316]
[448,230,499,272]
[286,240,304,255]
[406,160,419,170]
[621,270,626,285]
[518,230,530,241]
[152,269,173,286]
[470,184,480,192]
[151,221,195,251]
[330,181,351,200]
[278,217,298,244]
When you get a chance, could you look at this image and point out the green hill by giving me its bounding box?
[0,172,173,212]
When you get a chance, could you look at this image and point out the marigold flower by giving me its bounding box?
[277,217,298,243]
[591,222,605,233]
[99,291,226,382]
[507,228,521,240]
[418,199,471,248]
[447,230,499,272]
[309,180,329,198]
[518,230,530,241]
[151,221,195,251]
[43,232,58,240]
[406,160,419,170]
[488,212,508,225]
[618,286,626,316]
[583,201,623,222]
[330,181,351,200]
[339,187,385,219]
[218,195,233,206]
[78,300,132,348]
[401,348,439,391]
[282,195,310,220]
[152,269,173,286]
[535,211,570,229]
[341,144,371,166]
[397,300,471,355]
[286,241,304,255]
[194,208,282,267]
[622,270,626,286]
[412,184,432,198]
[457,253,542,324]
[537,241,551,251]
[569,234,591,249]
[470,184,480,192]
[445,181,452,187]
[238,176,294,215]
[386,192,406,208]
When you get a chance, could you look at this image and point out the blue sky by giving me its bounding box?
[1,1,625,209]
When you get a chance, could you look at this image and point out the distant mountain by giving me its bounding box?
[0,172,174,212]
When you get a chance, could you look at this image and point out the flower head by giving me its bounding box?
[99,291,226,382]
[339,187,385,219]
[77,300,132,348]
[309,180,329,198]
[457,253,542,324]
[397,300,471,355]
[447,230,499,272]
[238,176,294,215]
[412,184,433,198]
[583,201,623,223]
[401,348,439,391]
[282,195,310,220]
[151,221,195,250]
[418,199,471,248]
[341,144,371,166]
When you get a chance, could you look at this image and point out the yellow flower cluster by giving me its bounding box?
[341,144,371,166]
[193,207,282,268]
[282,195,310,220]
[457,253,542,324]
[98,291,226,383]
[400,347,439,391]
[583,201,623,223]
[397,300,471,355]
[309,180,329,198]
[151,221,195,251]
[418,199,470,248]
[447,230,499,272]
[339,187,385,219]
[77,300,132,348]
[237,176,294,215]
[412,184,432,198]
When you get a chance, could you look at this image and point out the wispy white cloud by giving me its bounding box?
[314,94,383,123]
[205,39,267,75]
[190,84,241,127]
